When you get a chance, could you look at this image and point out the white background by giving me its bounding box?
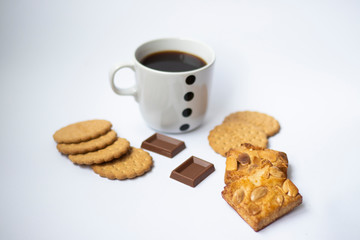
[1,0,360,239]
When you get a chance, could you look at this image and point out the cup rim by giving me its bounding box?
[134,37,216,74]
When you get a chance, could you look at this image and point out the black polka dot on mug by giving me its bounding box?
[182,108,192,117]
[180,124,190,131]
[186,75,196,85]
[184,92,194,101]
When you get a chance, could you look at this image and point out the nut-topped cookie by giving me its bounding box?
[225,143,288,184]
[222,144,302,232]
[222,174,302,232]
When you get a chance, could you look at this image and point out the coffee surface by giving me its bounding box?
[141,51,206,72]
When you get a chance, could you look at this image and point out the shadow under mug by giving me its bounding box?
[109,38,215,133]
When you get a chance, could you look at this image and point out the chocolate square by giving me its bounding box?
[170,156,215,187]
[141,133,186,158]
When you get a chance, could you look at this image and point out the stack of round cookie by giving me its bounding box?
[208,111,280,156]
[53,119,153,180]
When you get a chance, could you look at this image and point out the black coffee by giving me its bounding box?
[141,51,207,72]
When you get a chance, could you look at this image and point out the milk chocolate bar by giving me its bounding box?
[141,133,186,158]
[170,156,215,187]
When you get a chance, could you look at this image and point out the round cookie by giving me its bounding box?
[57,130,117,155]
[53,119,112,144]
[92,147,153,180]
[208,122,268,156]
[223,111,280,137]
[68,138,130,165]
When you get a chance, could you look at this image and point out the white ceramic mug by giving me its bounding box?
[109,38,215,133]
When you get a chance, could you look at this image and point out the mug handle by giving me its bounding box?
[109,62,137,97]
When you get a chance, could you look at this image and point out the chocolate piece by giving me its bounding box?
[170,156,215,187]
[141,133,186,158]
